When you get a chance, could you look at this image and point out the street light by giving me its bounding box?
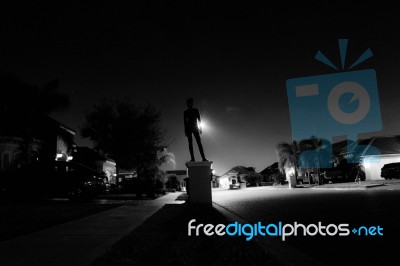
[55,153,63,160]
[198,120,208,132]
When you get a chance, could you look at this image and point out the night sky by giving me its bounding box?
[2,2,400,175]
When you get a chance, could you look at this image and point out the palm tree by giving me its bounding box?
[157,148,176,169]
[299,137,333,183]
[298,138,320,181]
[141,148,175,197]
[276,137,332,186]
[276,142,299,184]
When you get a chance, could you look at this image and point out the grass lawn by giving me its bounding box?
[92,203,280,266]
[0,199,124,242]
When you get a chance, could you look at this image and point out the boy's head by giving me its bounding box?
[186,98,194,108]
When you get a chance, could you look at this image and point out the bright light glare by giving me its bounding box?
[56,153,63,159]
[198,121,208,131]
[363,161,370,169]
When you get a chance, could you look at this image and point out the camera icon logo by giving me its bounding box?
[286,40,382,168]
[328,80,370,125]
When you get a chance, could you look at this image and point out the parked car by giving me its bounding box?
[320,168,345,183]
[53,161,108,199]
[320,163,365,183]
[381,162,400,179]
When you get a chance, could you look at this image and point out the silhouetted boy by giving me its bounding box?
[184,98,207,162]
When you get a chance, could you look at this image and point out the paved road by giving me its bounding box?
[212,185,400,265]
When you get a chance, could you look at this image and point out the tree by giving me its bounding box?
[244,173,262,186]
[276,137,333,184]
[270,172,286,184]
[81,99,172,191]
[276,142,298,175]
[166,175,180,190]
[242,167,262,186]
[157,148,176,169]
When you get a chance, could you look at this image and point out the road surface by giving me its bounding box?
[212,185,400,265]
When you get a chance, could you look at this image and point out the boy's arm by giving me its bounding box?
[197,109,202,134]
[184,111,188,136]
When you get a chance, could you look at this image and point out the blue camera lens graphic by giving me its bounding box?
[286,69,382,168]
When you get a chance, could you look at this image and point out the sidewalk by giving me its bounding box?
[0,192,185,266]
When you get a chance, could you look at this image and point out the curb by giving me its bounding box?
[245,186,290,190]
[366,183,386,188]
[215,183,388,191]
[212,202,326,266]
[311,183,386,190]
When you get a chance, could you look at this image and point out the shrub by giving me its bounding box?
[270,172,286,184]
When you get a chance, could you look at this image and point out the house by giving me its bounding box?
[166,170,187,191]
[0,116,75,173]
[217,166,252,189]
[0,136,42,172]
[72,147,117,184]
[338,136,400,180]
[33,116,76,163]
[259,162,279,183]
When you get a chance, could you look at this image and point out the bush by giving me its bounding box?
[270,172,286,184]
[156,188,166,195]
[166,175,180,190]
[244,174,262,187]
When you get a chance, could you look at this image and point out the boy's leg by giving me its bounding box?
[187,133,195,161]
[193,131,207,160]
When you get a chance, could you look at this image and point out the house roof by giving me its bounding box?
[219,166,253,177]
[232,166,253,175]
[166,170,187,176]
[259,162,278,175]
[2,115,76,139]
[363,136,400,156]
[332,140,349,155]
[41,116,76,135]
[338,136,400,157]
